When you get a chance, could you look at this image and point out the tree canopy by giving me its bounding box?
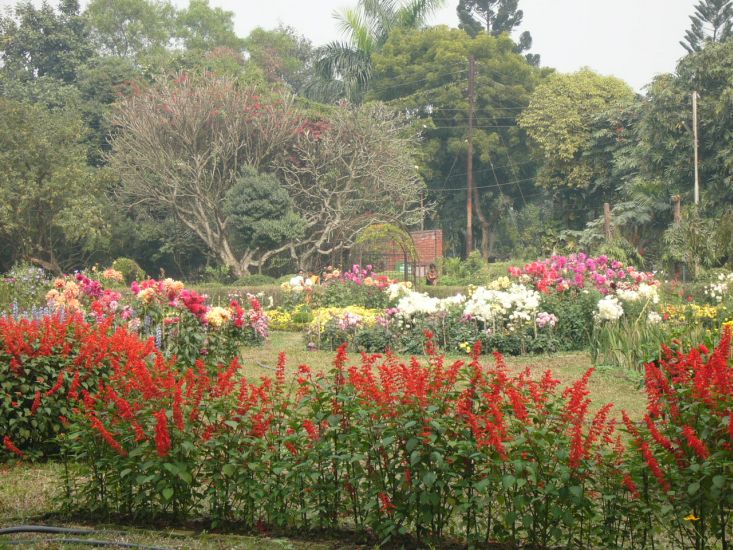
[110,73,425,275]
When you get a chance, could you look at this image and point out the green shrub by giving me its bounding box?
[111,257,146,284]
[237,274,276,286]
[540,290,601,351]
[202,264,234,284]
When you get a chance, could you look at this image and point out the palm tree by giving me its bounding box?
[306,0,444,102]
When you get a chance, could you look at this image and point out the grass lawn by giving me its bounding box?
[0,332,648,549]
[0,461,339,549]
[241,331,647,419]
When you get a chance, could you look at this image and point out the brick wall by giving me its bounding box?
[361,229,442,274]
[411,229,443,266]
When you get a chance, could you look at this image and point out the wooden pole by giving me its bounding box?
[466,56,476,257]
[693,91,700,205]
[672,195,682,223]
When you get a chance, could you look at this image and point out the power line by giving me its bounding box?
[434,176,537,192]
[428,123,519,129]
[437,158,537,180]
[369,68,468,95]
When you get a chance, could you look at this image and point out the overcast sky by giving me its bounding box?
[1,0,698,91]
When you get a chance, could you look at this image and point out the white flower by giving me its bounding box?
[596,296,624,322]
[395,291,440,318]
[647,311,662,324]
[387,282,411,301]
[438,293,466,310]
[616,288,640,302]
[463,284,540,325]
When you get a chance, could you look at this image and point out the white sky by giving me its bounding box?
[1,0,698,91]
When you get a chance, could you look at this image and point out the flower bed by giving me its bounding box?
[2,261,732,547]
[1,326,724,548]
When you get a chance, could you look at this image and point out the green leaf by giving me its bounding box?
[177,470,193,484]
[713,475,725,489]
[688,481,700,495]
[502,474,516,490]
[423,471,437,487]
[162,487,174,501]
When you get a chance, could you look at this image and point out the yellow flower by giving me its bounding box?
[205,306,231,328]
[138,287,157,304]
[163,278,184,295]
[684,514,700,522]
[488,276,512,290]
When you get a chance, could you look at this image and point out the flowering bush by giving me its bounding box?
[128,279,268,365]
[332,284,559,355]
[509,252,657,295]
[704,272,733,303]
[303,306,380,350]
[39,274,269,366]
[0,312,143,458]
[3,303,732,547]
[320,265,397,309]
[0,263,51,313]
[620,330,733,550]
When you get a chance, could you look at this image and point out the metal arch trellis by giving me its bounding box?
[352,223,420,283]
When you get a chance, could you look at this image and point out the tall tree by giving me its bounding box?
[371,26,541,258]
[0,0,92,84]
[638,40,733,216]
[0,98,108,272]
[85,0,175,60]
[456,0,537,63]
[175,0,245,53]
[307,0,444,102]
[681,0,733,54]
[518,70,634,191]
[244,26,315,92]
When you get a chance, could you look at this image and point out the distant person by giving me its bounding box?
[426,264,438,286]
[289,269,305,289]
[305,271,317,287]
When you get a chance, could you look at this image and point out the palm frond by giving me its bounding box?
[396,0,445,29]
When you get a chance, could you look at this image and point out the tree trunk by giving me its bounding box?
[30,256,62,275]
[473,186,491,260]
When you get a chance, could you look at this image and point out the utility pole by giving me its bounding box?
[693,91,700,205]
[466,56,476,257]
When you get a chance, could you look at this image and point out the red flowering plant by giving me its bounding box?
[620,328,733,550]
[0,311,145,459]
[59,330,639,548]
